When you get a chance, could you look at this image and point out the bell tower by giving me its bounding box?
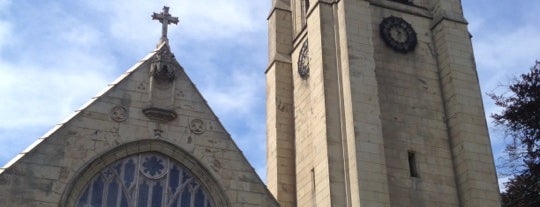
[266,0,501,206]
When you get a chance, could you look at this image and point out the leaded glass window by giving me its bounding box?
[76,152,214,207]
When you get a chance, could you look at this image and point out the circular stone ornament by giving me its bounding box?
[297,40,310,79]
[380,16,417,53]
[110,106,128,122]
[189,118,206,134]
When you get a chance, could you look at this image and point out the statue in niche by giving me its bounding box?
[152,64,175,83]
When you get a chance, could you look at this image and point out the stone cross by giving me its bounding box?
[152,6,179,44]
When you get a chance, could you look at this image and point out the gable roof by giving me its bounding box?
[0,42,278,206]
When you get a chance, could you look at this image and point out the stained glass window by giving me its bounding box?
[76,152,214,207]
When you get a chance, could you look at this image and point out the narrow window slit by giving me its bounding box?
[311,168,316,207]
[301,0,310,27]
[304,0,310,14]
[408,151,419,177]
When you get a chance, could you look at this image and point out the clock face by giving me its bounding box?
[390,26,407,43]
[380,16,417,53]
[298,40,310,79]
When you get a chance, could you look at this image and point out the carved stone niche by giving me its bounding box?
[143,46,179,122]
[152,64,175,83]
[150,48,176,84]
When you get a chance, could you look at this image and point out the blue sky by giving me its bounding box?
[0,0,539,190]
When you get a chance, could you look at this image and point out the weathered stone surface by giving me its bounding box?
[266,0,500,206]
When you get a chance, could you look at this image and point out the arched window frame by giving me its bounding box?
[61,140,229,207]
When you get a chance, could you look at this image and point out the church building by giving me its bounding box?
[1,0,501,207]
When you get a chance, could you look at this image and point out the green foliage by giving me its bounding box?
[490,61,540,206]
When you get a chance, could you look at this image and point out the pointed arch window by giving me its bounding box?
[76,152,214,207]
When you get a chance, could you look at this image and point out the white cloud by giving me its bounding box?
[174,0,265,40]
[466,1,540,192]
[0,61,110,129]
[203,70,263,115]
[474,25,540,73]
[0,21,11,48]
[82,1,156,47]
[82,0,267,45]
[0,1,124,167]
[0,0,10,11]
[60,24,104,47]
[0,54,111,168]
[227,110,268,181]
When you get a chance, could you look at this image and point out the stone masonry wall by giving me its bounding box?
[371,4,461,206]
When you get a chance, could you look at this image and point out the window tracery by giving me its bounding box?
[76,152,214,207]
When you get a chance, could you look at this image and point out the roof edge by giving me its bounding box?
[0,47,163,173]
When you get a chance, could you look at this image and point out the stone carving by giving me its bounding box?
[142,107,177,122]
[152,64,175,83]
[189,118,205,134]
[297,40,310,79]
[110,106,128,122]
[137,82,146,91]
[153,128,163,138]
[150,49,175,83]
[176,90,184,98]
[380,16,417,53]
[150,46,178,84]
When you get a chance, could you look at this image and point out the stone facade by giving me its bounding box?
[266,0,501,206]
[0,42,279,206]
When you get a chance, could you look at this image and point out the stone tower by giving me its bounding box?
[266,0,501,207]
